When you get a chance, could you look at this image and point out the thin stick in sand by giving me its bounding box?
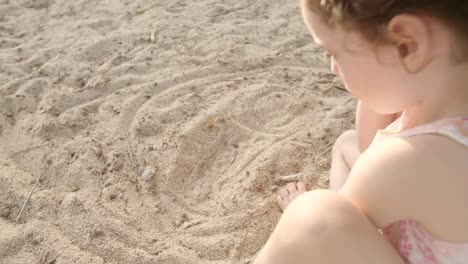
[127,142,141,188]
[319,140,334,156]
[16,169,47,222]
[232,220,251,264]
[12,143,50,156]
[273,173,303,184]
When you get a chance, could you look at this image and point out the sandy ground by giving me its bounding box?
[0,0,354,263]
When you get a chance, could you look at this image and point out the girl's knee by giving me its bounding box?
[333,130,358,152]
[332,129,360,170]
[281,190,361,238]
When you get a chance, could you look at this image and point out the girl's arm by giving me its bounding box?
[356,101,400,152]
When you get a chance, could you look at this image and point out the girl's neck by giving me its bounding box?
[405,63,468,128]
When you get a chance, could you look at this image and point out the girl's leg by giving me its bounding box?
[329,130,361,191]
[255,190,405,264]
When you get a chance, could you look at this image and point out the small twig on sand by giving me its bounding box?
[319,141,334,156]
[273,173,303,184]
[68,153,79,164]
[232,221,251,264]
[16,169,47,222]
[99,172,104,199]
[335,85,347,92]
[127,142,140,181]
[12,143,50,156]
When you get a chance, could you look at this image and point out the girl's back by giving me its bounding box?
[372,115,468,263]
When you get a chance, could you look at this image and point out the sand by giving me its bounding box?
[0,0,354,263]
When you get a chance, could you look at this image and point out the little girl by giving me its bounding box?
[254,1,468,264]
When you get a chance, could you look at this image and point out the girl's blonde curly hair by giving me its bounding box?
[303,0,468,60]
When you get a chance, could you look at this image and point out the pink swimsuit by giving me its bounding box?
[375,115,468,264]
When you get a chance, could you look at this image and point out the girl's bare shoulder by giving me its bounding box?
[340,134,467,229]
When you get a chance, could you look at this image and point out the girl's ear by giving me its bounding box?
[387,14,432,73]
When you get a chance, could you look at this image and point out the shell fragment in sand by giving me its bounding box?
[150,31,157,43]
[140,166,155,182]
